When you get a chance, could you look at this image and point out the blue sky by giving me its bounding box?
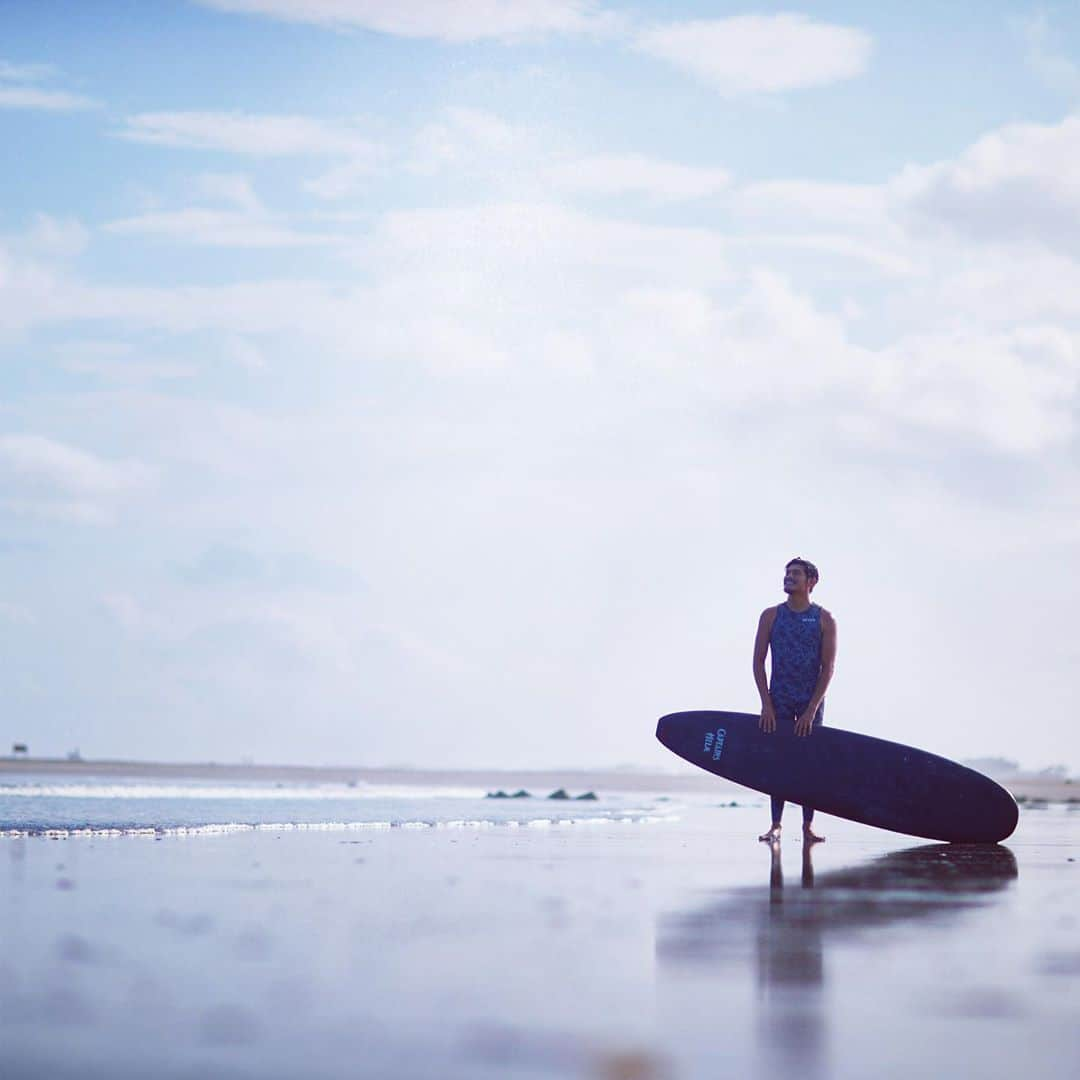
[2,1,1080,772]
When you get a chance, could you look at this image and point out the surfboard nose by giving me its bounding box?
[655,713,679,750]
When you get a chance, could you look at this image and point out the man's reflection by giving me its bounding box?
[761,839,824,984]
[756,840,827,1075]
[659,843,1017,1078]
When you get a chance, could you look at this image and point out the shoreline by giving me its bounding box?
[0,755,734,794]
[1,756,1076,802]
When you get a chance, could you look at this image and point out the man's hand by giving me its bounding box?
[759,700,776,733]
[794,706,817,737]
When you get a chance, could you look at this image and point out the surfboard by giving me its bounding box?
[656,710,1018,843]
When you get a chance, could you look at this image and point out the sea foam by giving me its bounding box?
[0,813,678,838]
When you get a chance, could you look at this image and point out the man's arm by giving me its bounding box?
[753,607,776,732]
[795,610,837,737]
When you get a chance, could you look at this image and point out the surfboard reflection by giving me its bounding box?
[661,842,1018,972]
[658,843,1018,1076]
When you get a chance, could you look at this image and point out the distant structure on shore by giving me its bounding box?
[963,757,1070,781]
[12,743,28,758]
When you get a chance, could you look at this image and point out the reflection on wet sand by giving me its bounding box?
[659,843,1018,1078]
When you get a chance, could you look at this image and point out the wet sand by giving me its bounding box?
[2,801,1078,1078]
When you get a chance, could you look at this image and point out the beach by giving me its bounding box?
[2,770,1079,1078]
[2,757,1075,802]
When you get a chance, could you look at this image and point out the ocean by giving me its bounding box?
[0,773,685,837]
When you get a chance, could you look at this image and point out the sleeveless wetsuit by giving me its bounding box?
[769,602,824,721]
[768,602,824,826]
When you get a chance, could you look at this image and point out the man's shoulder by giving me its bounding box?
[759,604,779,623]
[816,605,836,627]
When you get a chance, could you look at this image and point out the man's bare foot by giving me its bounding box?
[802,825,825,844]
[759,824,782,843]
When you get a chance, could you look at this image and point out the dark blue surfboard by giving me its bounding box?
[656,711,1018,843]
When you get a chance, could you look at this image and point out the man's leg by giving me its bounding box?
[764,699,799,842]
[801,701,826,843]
[802,803,824,843]
[760,697,795,841]
[759,796,784,842]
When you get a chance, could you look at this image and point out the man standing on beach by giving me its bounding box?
[753,557,837,844]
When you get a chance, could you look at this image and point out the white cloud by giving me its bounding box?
[636,14,872,95]
[409,106,532,175]
[194,172,262,211]
[104,207,341,248]
[724,114,1080,275]
[223,336,267,371]
[925,249,1080,326]
[895,112,1080,253]
[374,207,1080,454]
[302,157,380,200]
[406,108,734,204]
[381,106,552,200]
[0,600,35,625]
[104,173,340,247]
[718,177,909,275]
[9,192,1080,459]
[332,107,726,208]
[101,584,362,675]
[728,232,914,276]
[194,0,619,42]
[60,358,197,383]
[0,86,98,111]
[0,223,97,341]
[101,592,171,637]
[0,59,99,110]
[55,341,133,362]
[548,153,730,201]
[0,268,354,339]
[13,215,90,259]
[0,434,151,494]
[4,100,1079,461]
[0,61,56,82]
[732,180,889,230]
[116,111,379,157]
[57,342,197,383]
[0,434,154,523]
[362,202,733,283]
[1019,13,1080,96]
[871,326,1080,453]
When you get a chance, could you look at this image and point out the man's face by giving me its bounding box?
[783,565,810,593]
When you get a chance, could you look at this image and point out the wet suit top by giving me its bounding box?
[768,602,822,710]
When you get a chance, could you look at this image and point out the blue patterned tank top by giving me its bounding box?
[769,602,822,706]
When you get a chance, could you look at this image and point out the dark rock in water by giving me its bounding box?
[486,790,510,799]
[547,788,570,800]
[511,789,531,798]
[574,791,598,801]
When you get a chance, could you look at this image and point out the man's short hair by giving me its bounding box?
[786,557,819,584]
